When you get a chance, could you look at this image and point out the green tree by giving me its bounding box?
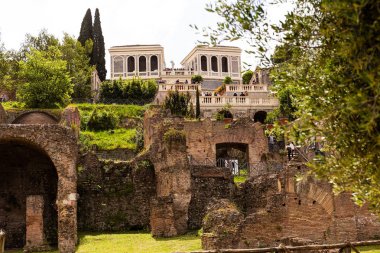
[17,46,73,108]
[223,76,232,84]
[93,8,107,81]
[242,70,253,84]
[20,29,59,59]
[164,90,191,117]
[195,86,201,119]
[78,9,93,48]
[191,75,203,84]
[203,0,380,211]
[60,34,94,99]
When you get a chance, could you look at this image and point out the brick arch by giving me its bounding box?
[0,124,78,253]
[296,179,334,215]
[12,111,58,124]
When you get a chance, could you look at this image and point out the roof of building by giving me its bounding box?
[110,44,162,48]
[180,45,241,65]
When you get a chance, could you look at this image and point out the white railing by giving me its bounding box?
[226,84,267,92]
[198,96,279,107]
[159,84,201,92]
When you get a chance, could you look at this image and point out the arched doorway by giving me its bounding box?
[216,143,249,175]
[254,111,267,124]
[0,141,58,249]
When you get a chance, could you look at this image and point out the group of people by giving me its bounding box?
[175,79,189,84]
[203,92,217,96]
[233,91,248,96]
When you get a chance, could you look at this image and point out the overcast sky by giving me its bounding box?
[0,0,291,77]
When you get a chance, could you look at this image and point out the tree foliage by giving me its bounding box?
[242,70,253,84]
[17,47,73,108]
[93,8,107,81]
[223,76,232,84]
[60,34,94,98]
[100,78,157,102]
[78,9,93,48]
[191,75,203,84]
[203,0,380,211]
[164,90,192,117]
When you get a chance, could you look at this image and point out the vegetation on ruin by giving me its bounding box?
[163,128,186,144]
[75,103,147,151]
[201,0,380,211]
[80,128,137,150]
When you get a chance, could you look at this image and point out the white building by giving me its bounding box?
[108,44,278,119]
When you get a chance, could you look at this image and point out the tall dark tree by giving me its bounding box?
[195,86,201,119]
[78,9,93,48]
[93,8,107,81]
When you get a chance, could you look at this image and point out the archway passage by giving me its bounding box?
[0,141,58,249]
[216,143,249,174]
[254,111,267,124]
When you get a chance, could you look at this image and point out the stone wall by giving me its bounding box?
[5,110,61,124]
[77,153,156,231]
[202,161,380,249]
[188,166,235,229]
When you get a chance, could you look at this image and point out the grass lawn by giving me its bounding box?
[80,128,137,150]
[5,231,201,253]
[359,245,380,252]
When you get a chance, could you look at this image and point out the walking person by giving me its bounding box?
[290,142,295,158]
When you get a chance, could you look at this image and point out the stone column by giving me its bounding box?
[25,195,49,252]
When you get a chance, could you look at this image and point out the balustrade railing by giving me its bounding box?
[226,84,267,92]
[198,96,279,106]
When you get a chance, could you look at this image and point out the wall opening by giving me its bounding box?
[127,56,135,72]
[253,111,267,124]
[0,141,58,249]
[215,143,248,175]
[201,56,208,71]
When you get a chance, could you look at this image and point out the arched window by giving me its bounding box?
[139,56,147,72]
[113,56,123,73]
[127,57,135,72]
[222,57,228,72]
[201,55,207,71]
[211,56,218,72]
[150,55,158,71]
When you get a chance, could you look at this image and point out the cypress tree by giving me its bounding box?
[78,9,93,47]
[93,8,107,81]
[196,86,201,119]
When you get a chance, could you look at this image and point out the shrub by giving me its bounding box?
[242,70,253,84]
[191,75,203,84]
[100,78,157,102]
[223,76,232,84]
[163,128,186,144]
[163,90,191,117]
[86,109,119,131]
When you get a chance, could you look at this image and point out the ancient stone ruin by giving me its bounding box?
[1,104,380,252]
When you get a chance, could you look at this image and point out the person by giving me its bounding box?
[286,143,292,161]
[175,79,180,84]
[244,91,248,96]
[289,142,295,158]
[240,92,245,96]
[233,92,237,96]
[269,135,275,152]
[185,79,188,84]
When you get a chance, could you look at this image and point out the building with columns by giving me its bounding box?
[109,44,241,85]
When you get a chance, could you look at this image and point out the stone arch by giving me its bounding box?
[0,125,78,253]
[201,55,208,71]
[139,56,147,72]
[127,56,135,72]
[12,111,58,124]
[253,111,267,124]
[150,55,158,71]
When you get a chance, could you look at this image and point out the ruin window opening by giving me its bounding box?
[253,111,267,124]
[216,142,249,175]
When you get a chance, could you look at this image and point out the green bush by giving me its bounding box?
[86,109,119,131]
[223,76,232,84]
[191,75,203,84]
[242,70,253,84]
[163,90,191,117]
[100,78,157,102]
[163,128,186,144]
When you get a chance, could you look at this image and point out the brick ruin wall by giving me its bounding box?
[202,162,380,249]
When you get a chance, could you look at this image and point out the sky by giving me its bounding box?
[0,0,291,78]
